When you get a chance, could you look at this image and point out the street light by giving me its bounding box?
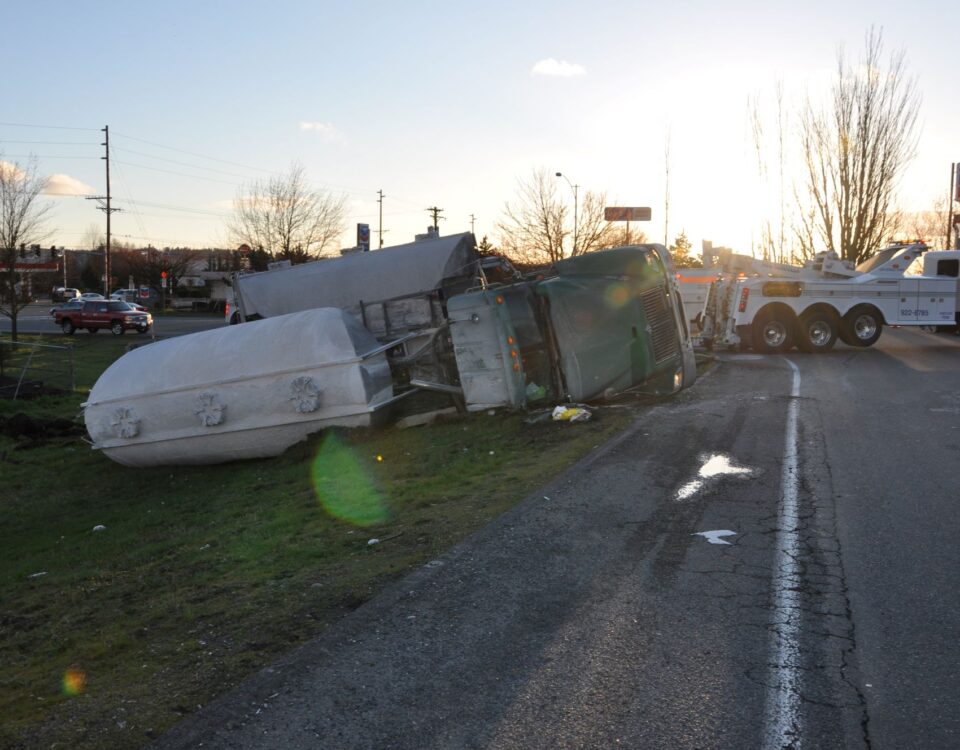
[555,172,579,255]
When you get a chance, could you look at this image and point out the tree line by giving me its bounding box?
[1,29,950,342]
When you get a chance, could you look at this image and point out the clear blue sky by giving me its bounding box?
[3,0,957,254]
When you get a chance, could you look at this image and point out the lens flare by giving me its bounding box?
[604,283,631,309]
[311,433,389,526]
[62,669,86,696]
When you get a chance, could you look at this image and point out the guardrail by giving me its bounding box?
[0,339,75,399]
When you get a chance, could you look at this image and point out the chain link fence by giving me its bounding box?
[0,339,75,399]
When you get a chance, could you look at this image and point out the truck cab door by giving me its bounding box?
[897,279,921,323]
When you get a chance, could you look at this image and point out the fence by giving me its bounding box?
[0,339,75,399]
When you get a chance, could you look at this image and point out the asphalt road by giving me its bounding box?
[148,326,960,749]
[0,303,224,338]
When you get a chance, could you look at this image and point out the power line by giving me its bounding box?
[112,131,273,175]
[0,140,98,147]
[0,121,100,132]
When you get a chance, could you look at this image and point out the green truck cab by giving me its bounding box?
[448,244,696,410]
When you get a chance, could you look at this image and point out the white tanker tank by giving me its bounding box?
[83,308,394,467]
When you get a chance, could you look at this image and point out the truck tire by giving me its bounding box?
[61,319,75,335]
[752,308,794,353]
[798,310,838,353]
[111,320,125,336]
[841,305,882,347]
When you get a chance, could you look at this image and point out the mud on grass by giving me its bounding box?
[0,396,643,749]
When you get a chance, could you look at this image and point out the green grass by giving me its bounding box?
[0,335,655,749]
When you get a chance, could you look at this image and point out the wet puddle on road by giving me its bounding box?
[676,453,754,501]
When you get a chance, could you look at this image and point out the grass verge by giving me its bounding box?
[0,334,675,749]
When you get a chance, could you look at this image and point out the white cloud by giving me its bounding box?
[299,121,340,140]
[44,173,93,196]
[531,58,586,77]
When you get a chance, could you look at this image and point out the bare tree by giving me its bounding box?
[906,195,951,249]
[81,222,105,251]
[574,191,617,255]
[121,246,204,293]
[749,81,789,262]
[799,29,920,264]
[598,225,648,250]
[496,168,567,265]
[0,155,52,341]
[496,168,615,265]
[229,163,346,263]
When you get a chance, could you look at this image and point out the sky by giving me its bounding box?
[3,0,958,257]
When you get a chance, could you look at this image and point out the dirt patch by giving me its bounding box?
[0,412,84,440]
[0,376,69,400]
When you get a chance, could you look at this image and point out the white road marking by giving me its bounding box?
[762,357,803,749]
[692,530,737,545]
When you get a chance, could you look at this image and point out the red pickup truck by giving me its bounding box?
[55,299,153,335]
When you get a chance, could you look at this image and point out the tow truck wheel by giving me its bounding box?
[841,305,882,347]
[111,320,125,336]
[798,311,838,353]
[752,309,794,353]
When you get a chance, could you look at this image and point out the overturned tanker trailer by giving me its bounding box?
[83,309,397,467]
[84,243,696,467]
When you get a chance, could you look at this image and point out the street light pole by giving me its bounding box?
[555,172,579,255]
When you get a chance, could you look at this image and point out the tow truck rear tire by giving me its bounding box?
[752,308,795,353]
[841,305,882,347]
[797,310,838,353]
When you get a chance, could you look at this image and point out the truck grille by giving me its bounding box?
[641,287,679,363]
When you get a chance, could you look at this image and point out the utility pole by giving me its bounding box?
[426,206,445,232]
[949,163,957,251]
[377,189,386,248]
[86,125,121,296]
[470,214,476,235]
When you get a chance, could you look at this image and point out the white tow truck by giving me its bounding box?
[699,241,960,353]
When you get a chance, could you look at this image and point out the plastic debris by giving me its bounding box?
[367,538,380,546]
[92,525,106,532]
[525,382,547,401]
[28,572,48,579]
[551,405,592,422]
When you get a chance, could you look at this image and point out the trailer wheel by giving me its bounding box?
[841,305,882,347]
[752,308,795,353]
[798,310,838,353]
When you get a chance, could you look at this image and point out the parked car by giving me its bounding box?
[52,287,80,303]
[80,292,106,301]
[55,299,153,335]
[50,298,84,317]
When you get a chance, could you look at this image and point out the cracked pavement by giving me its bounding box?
[153,328,960,749]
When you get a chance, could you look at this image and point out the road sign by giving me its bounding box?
[604,207,652,222]
[357,223,371,252]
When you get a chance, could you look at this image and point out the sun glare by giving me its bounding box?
[311,433,389,527]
